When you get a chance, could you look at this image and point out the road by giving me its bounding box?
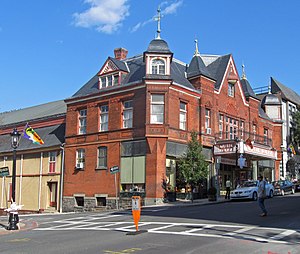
[0,193,300,254]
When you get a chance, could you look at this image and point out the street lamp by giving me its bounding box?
[7,128,21,230]
[11,128,21,203]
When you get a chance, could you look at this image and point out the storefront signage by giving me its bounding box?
[214,142,236,155]
[244,145,277,159]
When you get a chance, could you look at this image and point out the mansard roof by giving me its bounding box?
[205,54,231,90]
[146,38,172,54]
[271,77,300,105]
[0,100,66,127]
[0,123,65,153]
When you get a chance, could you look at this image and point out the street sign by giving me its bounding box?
[110,165,119,174]
[0,166,9,177]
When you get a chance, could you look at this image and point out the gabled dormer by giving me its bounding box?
[98,48,129,89]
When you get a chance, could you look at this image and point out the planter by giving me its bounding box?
[208,195,217,201]
[166,192,176,202]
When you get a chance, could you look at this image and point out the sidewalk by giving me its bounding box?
[0,196,229,235]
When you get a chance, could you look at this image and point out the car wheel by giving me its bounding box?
[252,192,258,201]
[269,190,273,198]
[281,189,285,196]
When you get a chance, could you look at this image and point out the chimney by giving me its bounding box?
[114,48,128,60]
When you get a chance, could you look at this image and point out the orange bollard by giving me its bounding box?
[132,196,141,232]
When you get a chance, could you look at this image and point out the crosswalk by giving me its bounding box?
[35,213,300,244]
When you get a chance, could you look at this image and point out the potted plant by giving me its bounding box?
[207,186,217,201]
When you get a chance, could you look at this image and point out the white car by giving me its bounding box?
[230,180,274,201]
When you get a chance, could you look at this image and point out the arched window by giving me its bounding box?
[151,59,165,75]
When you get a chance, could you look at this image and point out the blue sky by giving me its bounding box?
[1,0,300,112]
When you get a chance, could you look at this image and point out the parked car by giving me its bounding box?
[293,180,300,193]
[230,180,274,201]
[272,180,295,196]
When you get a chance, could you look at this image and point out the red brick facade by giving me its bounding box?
[62,40,282,211]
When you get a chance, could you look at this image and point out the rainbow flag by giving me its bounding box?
[288,144,296,155]
[23,124,44,145]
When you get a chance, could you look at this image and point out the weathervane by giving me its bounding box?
[154,6,163,39]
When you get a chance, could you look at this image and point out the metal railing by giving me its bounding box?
[215,130,273,147]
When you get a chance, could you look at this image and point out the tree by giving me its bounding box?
[292,110,300,147]
[177,131,208,202]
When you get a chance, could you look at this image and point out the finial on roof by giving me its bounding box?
[268,82,272,94]
[154,6,162,39]
[241,63,247,80]
[194,39,200,56]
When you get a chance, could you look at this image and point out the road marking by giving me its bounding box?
[34,217,300,245]
[224,226,255,236]
[270,229,296,240]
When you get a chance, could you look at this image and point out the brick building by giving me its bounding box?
[62,17,282,211]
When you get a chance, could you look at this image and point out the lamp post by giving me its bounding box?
[7,128,21,230]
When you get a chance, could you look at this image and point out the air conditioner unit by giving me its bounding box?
[206,128,212,135]
[76,162,84,170]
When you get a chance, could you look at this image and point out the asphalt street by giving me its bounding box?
[0,193,299,254]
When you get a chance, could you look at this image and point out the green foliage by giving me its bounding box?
[177,131,209,187]
[292,111,300,146]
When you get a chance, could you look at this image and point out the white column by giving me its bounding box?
[19,154,23,205]
[38,152,43,210]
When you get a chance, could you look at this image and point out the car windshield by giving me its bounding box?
[272,181,284,187]
[240,181,257,188]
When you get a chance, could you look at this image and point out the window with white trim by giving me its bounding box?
[228,83,235,97]
[150,94,164,124]
[219,114,224,138]
[100,75,119,88]
[123,100,133,128]
[48,151,57,173]
[76,149,85,167]
[264,128,268,145]
[179,102,187,130]
[100,105,109,131]
[78,109,87,134]
[151,59,165,75]
[205,109,211,129]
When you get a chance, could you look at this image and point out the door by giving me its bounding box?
[48,182,57,208]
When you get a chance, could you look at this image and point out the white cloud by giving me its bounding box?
[73,0,130,34]
[130,0,183,33]
[162,0,183,15]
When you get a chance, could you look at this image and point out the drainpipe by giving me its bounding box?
[59,143,65,213]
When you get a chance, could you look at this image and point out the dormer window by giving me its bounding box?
[151,59,165,75]
[100,74,119,89]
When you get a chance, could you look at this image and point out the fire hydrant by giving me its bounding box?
[5,202,23,230]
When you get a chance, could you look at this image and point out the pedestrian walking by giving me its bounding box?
[225,178,231,199]
[257,175,267,217]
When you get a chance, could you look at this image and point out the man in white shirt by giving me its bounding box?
[258,175,267,217]
[225,178,231,199]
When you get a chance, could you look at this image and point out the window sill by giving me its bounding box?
[96,167,107,170]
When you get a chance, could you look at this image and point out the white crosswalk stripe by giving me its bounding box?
[34,214,300,244]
